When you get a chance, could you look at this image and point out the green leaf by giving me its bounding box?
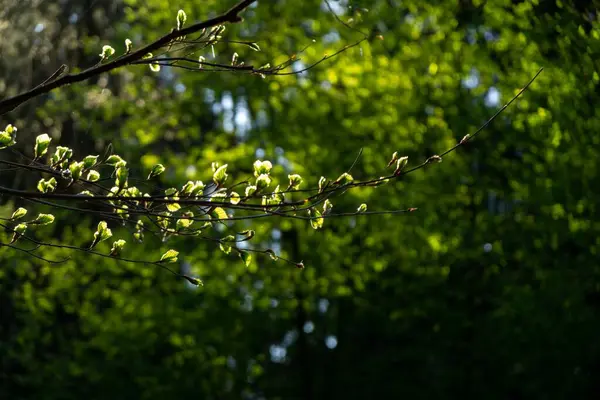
[116,164,129,190]
[387,151,399,167]
[253,160,272,177]
[239,251,252,267]
[166,203,181,212]
[11,223,27,243]
[230,191,241,204]
[164,188,178,197]
[34,134,51,159]
[191,181,205,196]
[265,249,278,261]
[288,174,303,189]
[271,185,284,204]
[0,131,15,148]
[219,243,232,254]
[69,161,84,181]
[11,207,27,220]
[255,174,271,190]
[51,146,72,166]
[212,164,228,185]
[0,124,17,149]
[32,213,55,225]
[221,235,236,242]
[333,172,353,185]
[133,232,144,243]
[149,62,161,72]
[318,176,327,192]
[14,223,27,235]
[91,221,113,248]
[176,9,187,30]
[99,45,115,59]
[87,170,100,182]
[394,156,408,175]
[37,177,57,193]
[181,181,195,196]
[110,239,126,256]
[245,185,257,197]
[183,275,203,286]
[148,163,165,179]
[159,249,179,263]
[125,38,132,53]
[237,230,255,241]
[82,155,98,169]
[323,199,333,214]
[309,209,324,229]
[176,212,194,230]
[105,155,124,166]
[357,203,368,213]
[211,207,228,221]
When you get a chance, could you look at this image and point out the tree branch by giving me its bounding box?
[0,0,256,115]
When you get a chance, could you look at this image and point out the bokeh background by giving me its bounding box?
[1,0,599,398]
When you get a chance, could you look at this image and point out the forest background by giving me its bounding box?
[1,0,599,399]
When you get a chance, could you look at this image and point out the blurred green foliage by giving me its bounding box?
[1,0,600,399]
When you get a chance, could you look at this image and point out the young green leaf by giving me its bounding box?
[387,151,399,168]
[91,221,113,248]
[255,174,271,190]
[69,161,84,181]
[116,164,129,190]
[87,170,100,182]
[11,207,27,220]
[211,207,228,221]
[323,199,333,215]
[37,177,57,193]
[394,156,408,175]
[253,160,272,176]
[333,172,353,185]
[99,45,115,59]
[11,223,27,243]
[191,181,205,196]
[309,209,324,229]
[176,9,187,30]
[318,176,327,192]
[0,124,17,149]
[180,181,194,196]
[265,249,278,261]
[148,163,165,179]
[245,185,257,197]
[230,191,241,204]
[183,275,203,286]
[34,134,51,159]
[176,212,194,230]
[221,235,236,242]
[125,38,132,53]
[219,243,232,254]
[159,249,179,263]
[110,239,126,256]
[237,230,255,241]
[149,62,160,72]
[357,203,368,213]
[288,174,303,190]
[32,213,55,225]
[240,250,252,267]
[105,155,124,166]
[82,155,98,169]
[212,164,228,185]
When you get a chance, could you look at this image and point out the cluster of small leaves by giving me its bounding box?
[0,122,424,282]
